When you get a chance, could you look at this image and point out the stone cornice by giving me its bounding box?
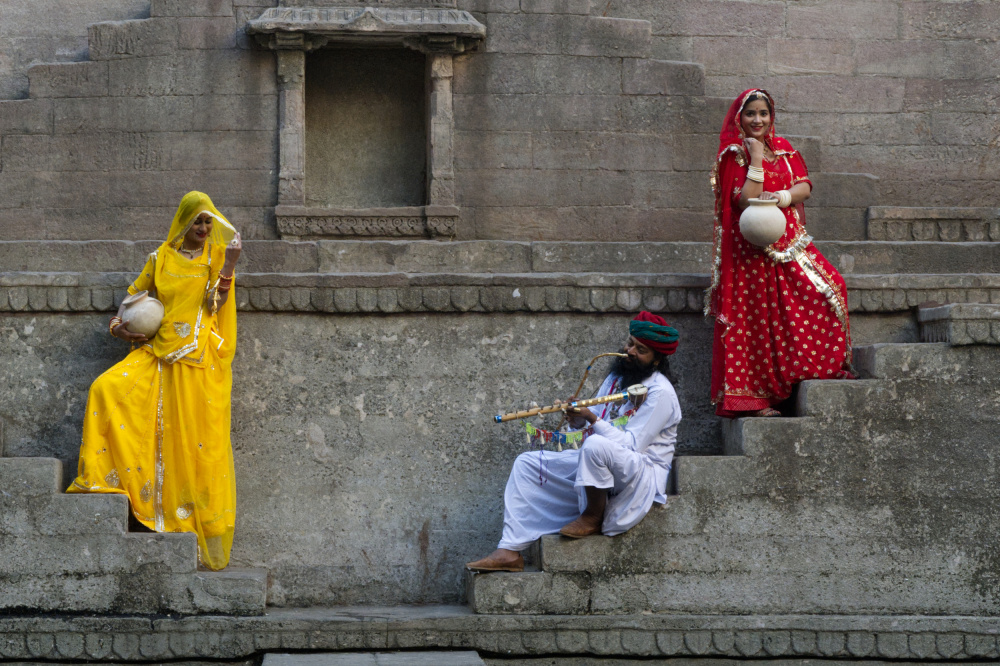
[246,7,487,53]
[1,272,999,315]
[0,608,998,661]
[920,303,1000,345]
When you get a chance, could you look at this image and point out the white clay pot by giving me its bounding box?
[121,291,164,338]
[739,198,787,248]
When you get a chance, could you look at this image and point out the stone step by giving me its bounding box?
[794,379,885,418]
[868,206,1000,242]
[673,455,749,497]
[0,492,128,536]
[854,342,971,380]
[466,569,589,614]
[0,566,266,615]
[0,457,62,496]
[263,651,486,666]
[168,567,268,615]
[2,240,999,275]
[0,531,197,577]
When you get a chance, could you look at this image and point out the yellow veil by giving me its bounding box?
[165,191,238,250]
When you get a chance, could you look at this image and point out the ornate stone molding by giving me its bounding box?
[275,205,459,239]
[868,206,1000,242]
[920,303,1000,345]
[0,610,997,661]
[246,7,487,54]
[2,272,1000,315]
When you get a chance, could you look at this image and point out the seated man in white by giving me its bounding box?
[467,311,681,572]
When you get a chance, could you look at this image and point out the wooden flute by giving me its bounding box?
[494,384,647,423]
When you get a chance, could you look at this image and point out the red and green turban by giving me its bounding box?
[629,311,679,356]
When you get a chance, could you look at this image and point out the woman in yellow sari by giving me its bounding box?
[68,191,242,570]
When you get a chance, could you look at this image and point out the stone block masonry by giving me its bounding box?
[602,0,1000,210]
[0,0,886,243]
[0,0,998,621]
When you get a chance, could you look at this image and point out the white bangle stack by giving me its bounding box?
[746,166,765,183]
[776,189,792,208]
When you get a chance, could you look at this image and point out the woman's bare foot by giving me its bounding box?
[466,548,524,572]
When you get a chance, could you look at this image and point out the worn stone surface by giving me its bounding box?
[264,652,486,666]
[0,457,266,615]
[5,239,998,277]
[1,312,716,607]
[0,607,999,660]
[0,0,998,628]
[471,343,1000,615]
[919,303,1000,345]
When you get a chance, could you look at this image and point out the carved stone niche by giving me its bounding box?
[247,7,486,240]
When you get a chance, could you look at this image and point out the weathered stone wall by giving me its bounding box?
[0,0,280,241]
[0,311,702,605]
[0,0,148,99]
[603,0,1000,208]
[3,0,996,244]
[0,0,997,614]
[0,308,913,606]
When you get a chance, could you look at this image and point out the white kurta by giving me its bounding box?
[497,371,681,551]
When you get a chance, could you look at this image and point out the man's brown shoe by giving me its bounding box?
[559,516,602,539]
[466,552,524,572]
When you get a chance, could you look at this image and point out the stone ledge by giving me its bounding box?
[920,303,1000,345]
[4,240,1000,275]
[247,7,486,53]
[868,206,1000,242]
[2,272,1000,314]
[0,608,998,660]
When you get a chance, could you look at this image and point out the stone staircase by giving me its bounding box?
[1,0,998,617]
[0,450,267,615]
[467,336,1000,614]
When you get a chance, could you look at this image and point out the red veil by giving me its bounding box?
[706,88,803,325]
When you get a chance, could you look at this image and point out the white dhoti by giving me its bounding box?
[497,371,680,552]
[497,437,670,550]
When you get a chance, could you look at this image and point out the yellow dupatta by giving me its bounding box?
[68,192,240,570]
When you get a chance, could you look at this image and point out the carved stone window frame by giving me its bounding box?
[247,7,486,239]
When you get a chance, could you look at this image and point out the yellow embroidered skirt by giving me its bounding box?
[67,345,236,570]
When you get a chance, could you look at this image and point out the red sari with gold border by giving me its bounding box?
[706,89,853,417]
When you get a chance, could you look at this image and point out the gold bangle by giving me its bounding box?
[109,317,123,337]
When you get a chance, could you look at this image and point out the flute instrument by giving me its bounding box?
[494,384,648,423]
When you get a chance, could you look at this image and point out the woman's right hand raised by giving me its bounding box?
[744,137,765,164]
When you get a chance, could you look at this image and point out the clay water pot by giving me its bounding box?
[739,198,787,248]
[121,291,164,338]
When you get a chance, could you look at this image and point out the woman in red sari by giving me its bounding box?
[707,88,853,418]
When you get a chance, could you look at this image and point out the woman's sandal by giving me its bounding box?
[750,407,782,417]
